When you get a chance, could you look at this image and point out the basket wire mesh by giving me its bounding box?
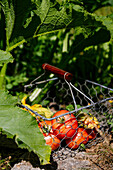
[21,63,113,155]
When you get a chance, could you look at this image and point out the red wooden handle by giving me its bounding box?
[42,63,73,81]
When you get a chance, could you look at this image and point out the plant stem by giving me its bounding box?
[0,63,7,90]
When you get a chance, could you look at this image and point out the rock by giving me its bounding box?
[11,160,41,170]
[63,151,69,155]
[57,157,95,170]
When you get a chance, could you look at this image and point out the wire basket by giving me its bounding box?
[22,63,113,154]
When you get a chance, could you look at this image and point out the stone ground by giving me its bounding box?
[10,141,113,170]
[0,132,113,170]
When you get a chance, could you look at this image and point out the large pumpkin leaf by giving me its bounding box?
[68,25,110,54]
[1,0,111,51]
[0,90,51,165]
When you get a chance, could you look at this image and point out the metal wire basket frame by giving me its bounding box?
[21,63,113,152]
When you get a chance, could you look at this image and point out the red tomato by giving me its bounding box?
[86,128,97,140]
[44,133,61,151]
[66,128,89,149]
[52,110,78,139]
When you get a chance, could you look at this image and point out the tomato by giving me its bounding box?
[38,120,52,128]
[86,128,97,140]
[65,128,89,149]
[44,133,61,151]
[38,120,52,135]
[38,121,61,150]
[52,110,78,139]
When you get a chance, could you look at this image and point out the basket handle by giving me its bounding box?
[42,63,73,81]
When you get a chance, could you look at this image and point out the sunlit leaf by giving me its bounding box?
[0,90,51,165]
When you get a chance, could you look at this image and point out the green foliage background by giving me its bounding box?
[0,0,113,165]
[1,0,113,94]
[0,0,113,93]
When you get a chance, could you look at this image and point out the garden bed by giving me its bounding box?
[1,135,113,170]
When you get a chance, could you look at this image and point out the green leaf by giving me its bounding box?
[0,90,51,165]
[0,50,14,66]
[69,25,110,54]
[80,143,85,150]
[94,6,113,39]
[1,0,15,47]
[66,104,74,111]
